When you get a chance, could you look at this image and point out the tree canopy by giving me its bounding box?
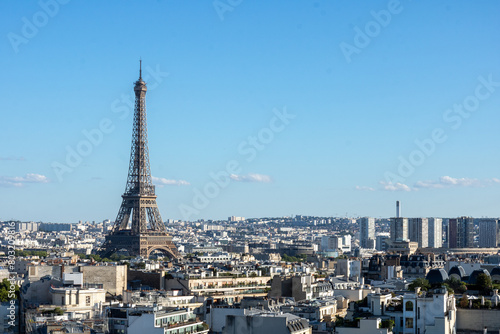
[282,253,307,263]
[0,278,19,302]
[408,278,430,292]
[476,273,492,295]
[443,277,467,294]
[15,250,47,257]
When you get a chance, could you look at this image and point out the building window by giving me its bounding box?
[86,296,91,306]
[417,307,420,319]
[405,301,413,311]
[405,317,413,328]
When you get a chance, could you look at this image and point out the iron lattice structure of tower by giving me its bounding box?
[101,62,178,259]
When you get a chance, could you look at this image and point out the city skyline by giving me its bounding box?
[2,1,500,222]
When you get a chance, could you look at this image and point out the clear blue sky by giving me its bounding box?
[1,1,500,222]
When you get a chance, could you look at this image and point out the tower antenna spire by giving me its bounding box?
[139,58,142,79]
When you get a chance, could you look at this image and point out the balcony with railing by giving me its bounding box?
[190,282,270,296]
[157,317,209,334]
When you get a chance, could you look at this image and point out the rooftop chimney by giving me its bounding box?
[396,201,400,218]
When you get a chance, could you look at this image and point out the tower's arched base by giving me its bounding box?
[100,230,178,259]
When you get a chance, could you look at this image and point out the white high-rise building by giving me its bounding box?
[359,217,375,249]
[342,234,352,252]
[428,218,443,248]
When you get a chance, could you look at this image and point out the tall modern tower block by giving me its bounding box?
[359,217,375,249]
[448,216,474,248]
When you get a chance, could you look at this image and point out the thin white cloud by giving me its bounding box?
[152,176,190,186]
[230,173,272,183]
[413,180,440,189]
[0,156,25,161]
[414,176,493,189]
[368,176,500,192]
[355,185,375,191]
[379,181,411,192]
[0,173,49,187]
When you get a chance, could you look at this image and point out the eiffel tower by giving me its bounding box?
[100,61,178,259]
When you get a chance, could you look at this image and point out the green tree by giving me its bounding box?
[444,277,467,294]
[0,279,19,302]
[32,250,47,257]
[282,254,302,262]
[442,285,454,295]
[379,319,395,331]
[472,300,481,309]
[88,254,102,262]
[15,250,47,257]
[15,250,29,257]
[476,273,493,295]
[484,299,492,309]
[408,278,430,292]
[459,295,469,308]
